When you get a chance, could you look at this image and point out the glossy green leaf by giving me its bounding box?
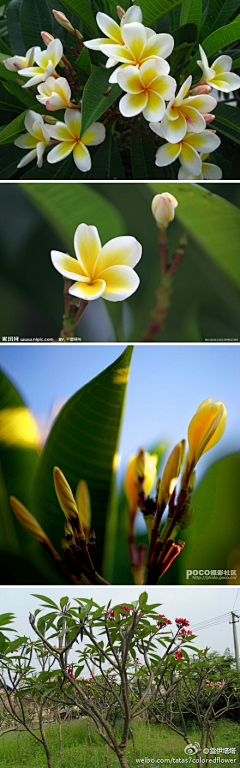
[59,0,98,34]
[137,0,184,25]
[180,0,202,30]
[1,78,44,109]
[32,347,133,575]
[200,0,240,41]
[22,182,125,249]
[88,129,125,180]
[80,66,120,137]
[20,0,53,50]
[213,103,240,145]
[7,0,25,55]
[131,134,161,180]
[178,455,240,584]
[0,109,27,144]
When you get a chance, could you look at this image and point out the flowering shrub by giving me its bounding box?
[0,0,240,179]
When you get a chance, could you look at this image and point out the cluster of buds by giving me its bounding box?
[204,680,222,688]
[125,398,226,584]
[175,650,183,660]
[157,614,172,629]
[175,618,190,629]
[67,666,75,680]
[10,467,109,586]
[178,628,192,636]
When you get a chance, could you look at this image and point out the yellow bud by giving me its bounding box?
[151,193,178,229]
[187,399,226,471]
[53,467,84,539]
[64,519,74,538]
[125,450,157,535]
[157,440,185,508]
[75,480,91,540]
[10,496,61,560]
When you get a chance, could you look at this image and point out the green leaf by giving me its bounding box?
[32,594,59,608]
[131,134,161,180]
[0,109,27,144]
[213,103,240,145]
[5,637,28,653]
[180,0,202,30]
[80,66,120,137]
[88,129,125,180]
[0,81,23,112]
[1,78,44,109]
[59,0,98,35]
[75,47,92,78]
[200,0,240,41]
[7,0,25,55]
[178,455,240,584]
[137,0,184,25]
[32,347,133,575]
[139,591,148,608]
[19,0,53,50]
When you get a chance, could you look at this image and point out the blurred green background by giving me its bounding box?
[0,182,240,342]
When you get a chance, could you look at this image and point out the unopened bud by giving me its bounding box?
[64,519,74,538]
[75,479,91,539]
[117,5,125,19]
[10,496,61,560]
[152,192,178,230]
[42,114,58,124]
[202,113,215,123]
[53,9,75,33]
[157,440,185,509]
[41,31,54,46]
[190,84,211,95]
[53,467,85,541]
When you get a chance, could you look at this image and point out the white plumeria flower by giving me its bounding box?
[51,223,142,302]
[100,22,174,84]
[158,75,217,143]
[150,123,221,175]
[36,76,72,110]
[14,110,50,168]
[47,109,106,172]
[118,60,176,122]
[178,153,222,179]
[152,193,178,229]
[84,7,155,73]
[4,46,40,72]
[18,38,63,88]
[197,45,240,92]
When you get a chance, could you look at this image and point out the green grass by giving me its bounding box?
[0,718,239,767]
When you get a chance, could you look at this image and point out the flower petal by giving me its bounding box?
[121,22,147,59]
[160,112,187,143]
[142,32,174,60]
[143,92,165,122]
[14,133,37,149]
[47,142,74,163]
[96,12,122,43]
[109,64,126,83]
[51,250,89,280]
[95,236,142,273]
[74,224,102,278]
[81,122,106,146]
[17,149,37,169]
[213,55,232,75]
[149,121,165,138]
[49,122,72,141]
[122,6,143,24]
[24,110,43,133]
[22,73,45,87]
[119,91,148,117]
[149,74,176,100]
[202,161,222,180]
[184,94,217,113]
[175,75,192,106]
[64,108,81,139]
[98,265,140,301]
[155,142,181,167]
[185,129,221,153]
[36,141,46,167]
[118,65,143,93]
[180,105,206,133]
[69,279,106,301]
[180,142,202,175]
[84,36,110,50]
[101,43,134,63]
[45,38,63,67]
[211,71,240,92]
[73,142,91,171]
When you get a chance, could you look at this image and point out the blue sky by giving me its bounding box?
[0,344,239,486]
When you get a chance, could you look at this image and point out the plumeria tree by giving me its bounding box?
[1,595,239,768]
[0,0,240,179]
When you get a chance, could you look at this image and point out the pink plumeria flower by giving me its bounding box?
[36,76,72,110]
[158,75,217,143]
[197,45,240,92]
[51,223,142,302]
[14,110,50,169]
[178,152,222,180]
[47,109,106,172]
[150,122,221,176]
[4,46,40,72]
[100,22,174,84]
[18,38,63,88]
[118,59,176,122]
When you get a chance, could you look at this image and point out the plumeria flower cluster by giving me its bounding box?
[157,614,172,629]
[84,5,240,179]
[4,4,240,177]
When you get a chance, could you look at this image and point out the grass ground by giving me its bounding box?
[0,718,239,767]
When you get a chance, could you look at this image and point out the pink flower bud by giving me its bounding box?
[53,9,75,33]
[117,5,125,19]
[203,113,215,123]
[41,31,54,46]
[190,84,212,95]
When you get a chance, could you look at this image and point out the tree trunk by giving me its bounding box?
[59,720,62,754]
[117,751,130,768]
